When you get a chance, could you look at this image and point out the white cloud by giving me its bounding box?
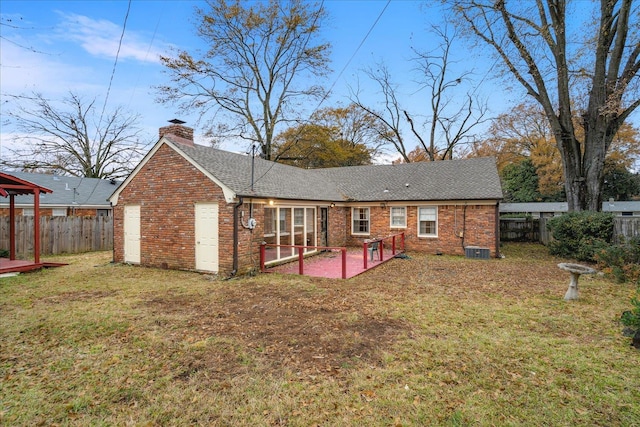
[55,12,166,64]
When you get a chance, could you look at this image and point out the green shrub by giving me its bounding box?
[547,211,615,262]
[0,248,8,258]
[595,236,640,283]
[621,285,640,330]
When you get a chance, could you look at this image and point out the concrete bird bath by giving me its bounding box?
[558,263,596,300]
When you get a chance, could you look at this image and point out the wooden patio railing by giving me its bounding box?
[260,244,348,279]
[363,232,405,269]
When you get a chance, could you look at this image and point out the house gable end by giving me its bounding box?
[109,137,237,205]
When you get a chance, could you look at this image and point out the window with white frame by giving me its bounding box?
[52,208,67,217]
[263,206,317,264]
[390,206,406,228]
[418,206,437,237]
[23,208,34,216]
[352,207,370,234]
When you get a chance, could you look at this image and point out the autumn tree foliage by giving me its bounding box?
[452,0,640,211]
[469,101,640,201]
[272,105,384,168]
[2,92,145,179]
[468,103,564,199]
[158,0,330,160]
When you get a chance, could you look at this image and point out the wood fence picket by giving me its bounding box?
[0,216,113,257]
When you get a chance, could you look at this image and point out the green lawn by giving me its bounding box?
[1,244,638,426]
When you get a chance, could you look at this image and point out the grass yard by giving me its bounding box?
[0,244,638,426]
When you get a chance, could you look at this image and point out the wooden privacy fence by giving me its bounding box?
[500,218,541,242]
[0,216,113,257]
[612,217,640,243]
[506,217,640,245]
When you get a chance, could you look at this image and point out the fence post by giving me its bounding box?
[260,242,266,272]
[391,235,396,255]
[379,239,384,261]
[341,248,347,279]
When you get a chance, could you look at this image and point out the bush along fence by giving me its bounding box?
[0,216,113,258]
[501,216,640,245]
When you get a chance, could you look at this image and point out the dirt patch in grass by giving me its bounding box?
[40,290,118,304]
[135,245,572,382]
[143,283,408,380]
[2,245,638,426]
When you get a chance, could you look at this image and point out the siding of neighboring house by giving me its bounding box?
[0,207,109,217]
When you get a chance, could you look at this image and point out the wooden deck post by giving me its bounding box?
[9,194,15,260]
[298,247,304,275]
[34,188,41,264]
[363,242,368,269]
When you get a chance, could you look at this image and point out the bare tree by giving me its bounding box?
[157,0,331,160]
[452,0,640,211]
[350,64,412,162]
[411,26,490,160]
[350,27,489,162]
[2,92,146,179]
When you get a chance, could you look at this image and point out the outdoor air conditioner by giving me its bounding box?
[465,246,490,259]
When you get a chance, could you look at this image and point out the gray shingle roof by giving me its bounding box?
[0,171,118,207]
[170,139,503,202]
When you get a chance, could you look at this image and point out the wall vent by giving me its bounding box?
[465,246,490,259]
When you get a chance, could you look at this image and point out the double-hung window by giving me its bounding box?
[418,206,437,237]
[352,207,370,234]
[390,206,406,228]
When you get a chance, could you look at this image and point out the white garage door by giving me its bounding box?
[195,203,219,272]
[123,205,141,264]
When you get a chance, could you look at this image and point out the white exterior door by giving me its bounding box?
[195,203,219,272]
[123,205,141,264]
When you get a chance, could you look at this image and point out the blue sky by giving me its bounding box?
[1,0,525,158]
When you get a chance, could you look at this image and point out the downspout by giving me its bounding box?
[232,197,244,276]
[495,202,501,258]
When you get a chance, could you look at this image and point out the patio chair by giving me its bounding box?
[368,241,379,261]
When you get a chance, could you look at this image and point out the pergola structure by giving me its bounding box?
[0,172,53,273]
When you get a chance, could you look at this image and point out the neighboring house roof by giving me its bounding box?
[602,200,640,212]
[500,202,568,213]
[500,201,640,213]
[110,135,503,204]
[0,171,118,208]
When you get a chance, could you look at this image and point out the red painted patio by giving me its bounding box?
[266,248,397,279]
[0,259,67,275]
[262,234,405,279]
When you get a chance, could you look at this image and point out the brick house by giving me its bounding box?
[109,123,503,276]
[0,171,117,217]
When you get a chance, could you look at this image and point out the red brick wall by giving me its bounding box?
[344,204,499,257]
[327,206,347,247]
[113,143,254,275]
[114,144,500,275]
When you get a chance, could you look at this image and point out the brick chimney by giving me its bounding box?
[159,119,194,146]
